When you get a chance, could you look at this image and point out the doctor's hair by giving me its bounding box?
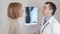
[45,2,57,15]
[8,2,22,19]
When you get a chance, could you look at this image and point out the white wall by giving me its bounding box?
[0,0,60,34]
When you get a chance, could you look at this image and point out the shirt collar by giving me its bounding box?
[45,15,52,21]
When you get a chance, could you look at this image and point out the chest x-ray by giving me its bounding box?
[25,7,38,23]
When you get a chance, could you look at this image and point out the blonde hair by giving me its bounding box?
[8,2,22,19]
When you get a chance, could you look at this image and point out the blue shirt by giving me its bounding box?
[43,15,52,25]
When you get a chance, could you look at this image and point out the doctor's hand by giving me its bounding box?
[34,32,38,34]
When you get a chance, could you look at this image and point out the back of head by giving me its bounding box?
[8,2,22,19]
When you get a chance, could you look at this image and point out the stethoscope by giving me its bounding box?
[42,22,49,32]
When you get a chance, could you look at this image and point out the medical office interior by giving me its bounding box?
[0,0,60,34]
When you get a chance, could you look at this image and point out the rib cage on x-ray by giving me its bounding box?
[25,7,38,23]
[25,7,30,23]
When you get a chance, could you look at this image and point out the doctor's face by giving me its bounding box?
[42,4,52,17]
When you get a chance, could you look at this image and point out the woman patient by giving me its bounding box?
[3,2,23,34]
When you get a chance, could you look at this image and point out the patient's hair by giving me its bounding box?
[8,2,22,19]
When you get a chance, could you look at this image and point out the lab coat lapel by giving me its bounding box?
[41,16,54,33]
[41,20,49,32]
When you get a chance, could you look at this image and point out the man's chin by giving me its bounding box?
[43,14,47,17]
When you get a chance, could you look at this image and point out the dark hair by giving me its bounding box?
[45,2,57,15]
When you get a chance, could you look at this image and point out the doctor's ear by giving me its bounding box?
[50,10,53,13]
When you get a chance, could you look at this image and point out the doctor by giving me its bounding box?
[40,2,60,34]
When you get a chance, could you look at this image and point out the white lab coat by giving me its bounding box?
[40,16,60,34]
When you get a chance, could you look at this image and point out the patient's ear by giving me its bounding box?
[19,9,23,17]
[34,32,38,34]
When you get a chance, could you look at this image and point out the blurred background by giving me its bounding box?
[0,0,60,34]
